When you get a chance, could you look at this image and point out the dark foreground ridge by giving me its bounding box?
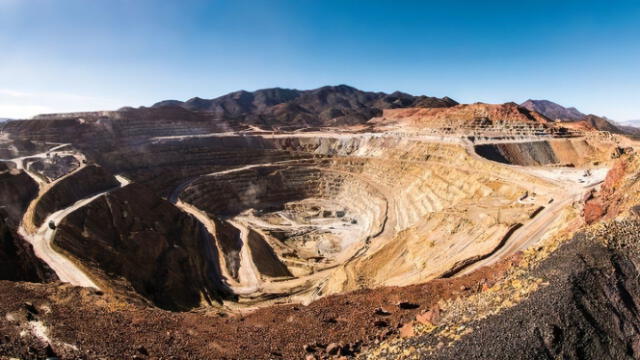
[372,222,640,360]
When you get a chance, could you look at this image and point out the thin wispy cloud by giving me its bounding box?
[0,88,123,118]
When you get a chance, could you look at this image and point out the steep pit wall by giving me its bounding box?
[474,138,614,166]
[0,164,39,225]
[37,132,563,305]
[54,183,230,310]
[180,164,387,287]
[3,107,223,151]
[33,165,119,227]
[27,155,80,182]
[0,164,55,282]
[0,214,57,282]
[165,134,551,302]
[247,229,292,278]
[211,216,243,281]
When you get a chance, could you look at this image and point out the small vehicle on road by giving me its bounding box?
[48,220,56,230]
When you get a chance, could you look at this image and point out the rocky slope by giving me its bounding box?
[0,164,56,282]
[365,230,640,360]
[582,114,625,134]
[153,85,459,129]
[33,165,119,227]
[0,163,38,225]
[521,99,586,121]
[53,183,231,310]
[521,99,625,134]
[369,102,551,130]
[474,138,608,166]
[0,253,518,359]
[0,214,56,282]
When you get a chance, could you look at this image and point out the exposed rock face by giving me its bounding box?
[33,165,119,227]
[0,139,48,158]
[0,164,56,282]
[370,231,640,360]
[247,229,292,278]
[369,102,550,129]
[211,216,242,280]
[28,154,80,182]
[520,99,586,122]
[54,183,230,310]
[0,214,56,282]
[2,107,224,150]
[584,157,629,223]
[582,114,625,134]
[475,138,610,166]
[520,99,625,134]
[0,164,38,225]
[475,141,559,166]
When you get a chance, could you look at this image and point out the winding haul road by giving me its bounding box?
[7,144,131,289]
[5,135,611,294]
[454,165,608,276]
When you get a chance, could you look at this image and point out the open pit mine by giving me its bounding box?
[1,85,640,359]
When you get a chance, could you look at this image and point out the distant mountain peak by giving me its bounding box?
[520,99,585,122]
[150,85,458,129]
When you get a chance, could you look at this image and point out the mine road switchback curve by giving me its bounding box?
[8,144,133,289]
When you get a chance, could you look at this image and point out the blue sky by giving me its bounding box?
[1,0,639,120]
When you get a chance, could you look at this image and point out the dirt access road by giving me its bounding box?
[456,166,607,276]
[7,143,132,289]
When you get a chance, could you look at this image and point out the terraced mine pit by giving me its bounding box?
[75,128,611,307]
[0,105,621,310]
[2,86,639,359]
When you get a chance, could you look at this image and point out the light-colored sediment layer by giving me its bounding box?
[166,131,616,306]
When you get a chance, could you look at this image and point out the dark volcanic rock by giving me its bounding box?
[0,214,57,282]
[0,166,54,282]
[394,231,640,360]
[33,165,119,227]
[54,183,230,310]
[0,165,38,226]
[247,229,292,278]
[28,154,80,181]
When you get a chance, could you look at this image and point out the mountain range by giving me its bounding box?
[520,99,626,134]
[520,99,585,122]
[152,85,458,129]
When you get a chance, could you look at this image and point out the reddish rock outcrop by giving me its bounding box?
[584,158,628,224]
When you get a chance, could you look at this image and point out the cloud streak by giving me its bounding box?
[0,88,123,119]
